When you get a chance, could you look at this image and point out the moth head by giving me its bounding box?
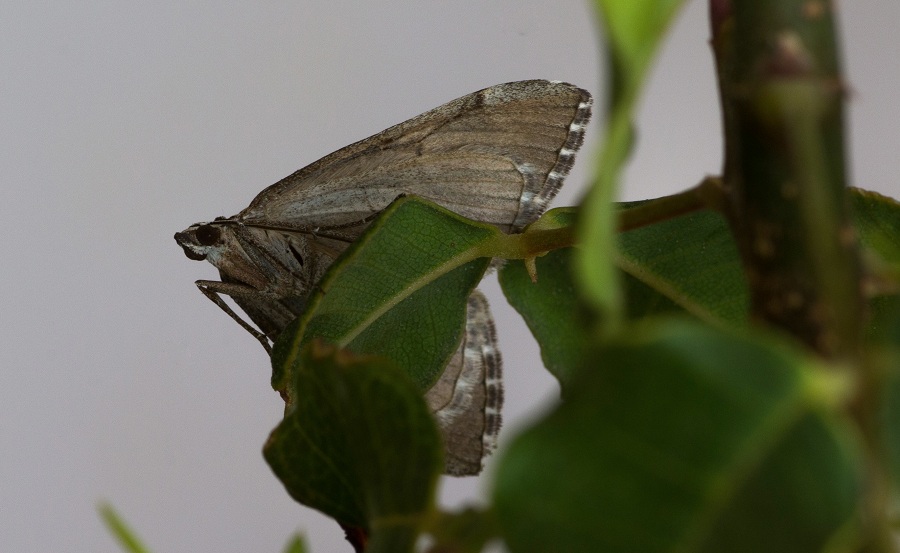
[174,222,224,261]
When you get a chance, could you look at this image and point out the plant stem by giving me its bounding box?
[618,176,724,232]
[711,1,892,549]
[489,176,723,261]
[712,0,863,361]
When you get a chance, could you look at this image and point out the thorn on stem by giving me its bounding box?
[525,258,538,283]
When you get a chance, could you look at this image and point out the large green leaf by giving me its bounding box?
[493,320,862,553]
[503,190,900,393]
[501,208,744,391]
[264,342,441,553]
[501,248,688,392]
[271,196,497,393]
[852,191,900,504]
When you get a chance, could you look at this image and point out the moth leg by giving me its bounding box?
[194,280,273,355]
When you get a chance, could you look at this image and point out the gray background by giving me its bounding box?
[2,1,897,552]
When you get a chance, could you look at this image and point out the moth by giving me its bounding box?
[175,80,592,475]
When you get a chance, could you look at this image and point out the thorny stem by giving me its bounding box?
[711,1,891,549]
[488,177,726,263]
[712,0,863,359]
[617,176,725,232]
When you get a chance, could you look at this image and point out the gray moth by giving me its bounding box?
[175,80,592,475]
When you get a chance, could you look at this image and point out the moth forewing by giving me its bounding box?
[237,80,592,235]
[175,79,593,476]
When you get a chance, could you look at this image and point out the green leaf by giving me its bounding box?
[499,248,591,390]
[620,270,689,318]
[852,188,900,270]
[501,212,742,392]
[500,249,688,392]
[264,342,441,553]
[613,188,900,330]
[502,209,742,391]
[271,196,496,393]
[98,503,152,553]
[618,207,749,327]
[577,0,687,324]
[493,320,862,553]
[854,187,900,491]
[503,189,900,394]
